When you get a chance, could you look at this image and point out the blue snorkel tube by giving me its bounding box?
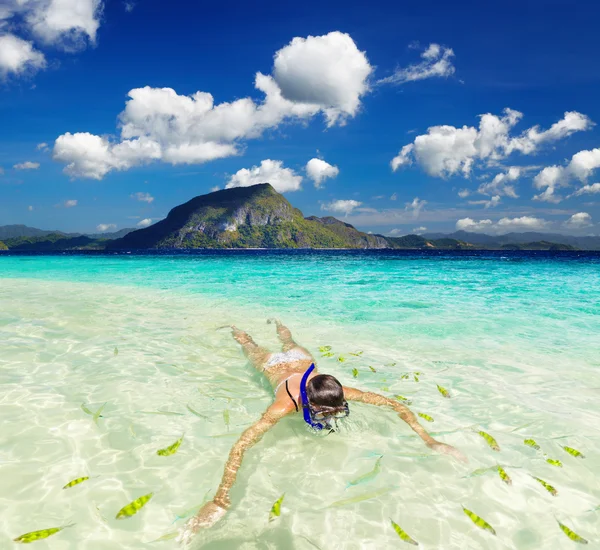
[299,363,325,430]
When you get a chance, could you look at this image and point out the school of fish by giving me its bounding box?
[10,345,593,546]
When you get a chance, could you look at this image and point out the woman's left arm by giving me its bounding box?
[343,386,467,463]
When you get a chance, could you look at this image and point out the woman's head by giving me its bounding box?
[305,374,349,425]
[306,374,345,407]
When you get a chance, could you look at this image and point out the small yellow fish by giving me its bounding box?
[114,347,118,356]
[347,456,382,488]
[93,403,106,426]
[386,362,397,367]
[349,351,363,357]
[321,352,335,358]
[269,493,285,522]
[562,446,585,458]
[352,368,359,378]
[462,506,496,536]
[413,374,420,382]
[546,458,563,467]
[223,409,230,430]
[186,404,209,420]
[496,466,511,486]
[63,476,90,489]
[327,487,391,508]
[557,520,588,544]
[115,493,153,519]
[478,431,500,451]
[436,384,450,398]
[81,403,103,418]
[532,476,557,496]
[338,356,346,363]
[14,524,75,544]
[381,386,390,392]
[150,531,179,542]
[318,346,332,353]
[401,373,409,380]
[524,439,540,450]
[463,465,498,479]
[390,518,419,546]
[418,413,434,423]
[368,366,377,373]
[157,435,184,456]
[395,395,412,405]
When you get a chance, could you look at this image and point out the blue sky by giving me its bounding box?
[1,0,599,236]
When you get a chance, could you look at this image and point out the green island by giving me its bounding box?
[0,184,592,251]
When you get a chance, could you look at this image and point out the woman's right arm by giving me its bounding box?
[178,406,287,541]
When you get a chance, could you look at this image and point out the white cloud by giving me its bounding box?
[564,212,592,228]
[137,218,152,228]
[405,197,426,218]
[412,226,427,234]
[273,31,372,126]
[26,0,103,51]
[210,186,219,192]
[390,144,414,171]
[53,32,375,179]
[478,167,520,198]
[14,161,40,170]
[131,191,154,203]
[305,158,339,187]
[0,34,46,78]
[321,199,362,216]
[456,216,549,234]
[571,183,600,196]
[63,199,77,207]
[533,147,600,202]
[226,159,302,193]
[124,1,135,12]
[458,188,471,198]
[28,205,33,211]
[468,195,501,208]
[378,43,455,85]
[391,110,593,178]
[456,218,493,232]
[53,132,162,180]
[96,223,116,232]
[390,192,397,201]
[37,142,49,151]
[496,216,549,231]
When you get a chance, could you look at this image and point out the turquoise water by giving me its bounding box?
[1,252,599,549]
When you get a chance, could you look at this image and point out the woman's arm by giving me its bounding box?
[343,386,467,463]
[179,406,287,540]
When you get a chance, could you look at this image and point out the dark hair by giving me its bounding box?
[306,374,345,409]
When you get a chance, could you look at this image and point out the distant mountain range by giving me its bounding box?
[0,185,597,251]
[0,224,134,241]
[424,230,600,250]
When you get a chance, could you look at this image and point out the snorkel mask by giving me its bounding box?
[300,364,350,431]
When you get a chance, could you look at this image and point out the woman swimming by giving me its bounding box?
[180,319,466,540]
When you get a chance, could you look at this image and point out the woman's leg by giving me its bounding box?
[269,319,311,355]
[231,326,272,370]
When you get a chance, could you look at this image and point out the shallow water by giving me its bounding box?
[1,252,599,549]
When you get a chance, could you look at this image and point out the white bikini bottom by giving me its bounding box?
[265,348,311,369]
